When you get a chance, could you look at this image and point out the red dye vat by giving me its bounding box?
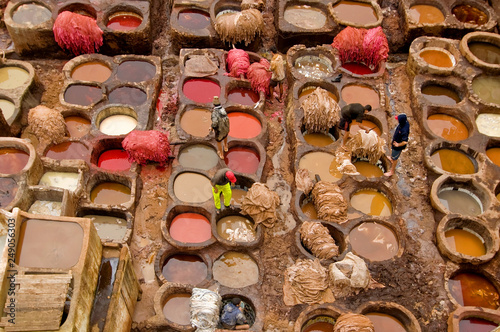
[64,85,102,106]
[0,148,29,174]
[106,13,142,31]
[97,149,131,171]
[45,142,89,161]
[227,88,259,105]
[224,147,260,174]
[169,213,212,243]
[109,86,147,106]
[228,112,261,139]
[178,9,211,30]
[116,61,156,82]
[459,317,498,332]
[183,78,220,104]
[342,62,375,75]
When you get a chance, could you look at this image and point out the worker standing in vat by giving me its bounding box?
[339,103,372,146]
[210,96,230,159]
[384,113,410,177]
[220,297,250,330]
[268,46,285,102]
[211,168,237,214]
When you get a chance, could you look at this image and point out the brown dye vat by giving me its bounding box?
[178,144,219,170]
[11,3,51,25]
[331,1,378,25]
[65,116,91,138]
[298,151,342,182]
[459,318,498,332]
[84,215,128,242]
[231,187,247,205]
[16,219,84,268]
[353,161,383,177]
[472,76,500,105]
[89,256,120,330]
[449,272,499,309]
[300,86,338,102]
[109,86,147,106]
[453,5,488,25]
[45,141,89,161]
[421,85,461,105]
[349,222,399,261]
[212,251,259,288]
[341,85,379,109]
[301,200,318,219]
[64,84,103,106]
[350,120,381,136]
[283,5,327,30]
[427,114,468,141]
[71,62,112,82]
[350,189,392,216]
[486,147,500,166]
[0,177,17,208]
[173,172,212,203]
[178,9,211,30]
[365,313,406,332]
[163,293,191,325]
[217,215,256,242]
[162,254,208,285]
[437,188,482,216]
[303,132,334,147]
[445,229,485,257]
[302,316,336,332]
[116,61,156,82]
[419,49,454,68]
[430,149,475,174]
[0,148,29,174]
[90,182,131,205]
[468,42,500,65]
[409,5,445,24]
[180,108,212,137]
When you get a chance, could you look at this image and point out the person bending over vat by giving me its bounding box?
[220,297,250,330]
[210,96,230,159]
[384,113,410,177]
[211,168,237,215]
[267,46,285,102]
[339,103,372,147]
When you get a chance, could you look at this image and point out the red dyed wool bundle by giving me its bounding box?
[122,130,171,166]
[53,11,103,55]
[362,27,389,70]
[246,58,271,94]
[226,49,250,78]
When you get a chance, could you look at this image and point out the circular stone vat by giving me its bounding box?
[294,55,334,80]
[409,4,445,24]
[44,141,89,161]
[219,296,256,329]
[169,213,212,244]
[430,148,476,174]
[341,84,380,109]
[300,195,318,219]
[228,112,262,139]
[183,78,221,104]
[0,147,29,174]
[358,302,421,332]
[109,86,147,106]
[353,160,384,177]
[213,251,259,288]
[426,114,468,141]
[231,186,248,206]
[65,115,91,138]
[178,144,219,170]
[472,76,500,105]
[71,62,112,83]
[437,187,483,216]
[448,272,499,309]
[96,106,138,136]
[116,61,156,82]
[418,48,455,68]
[173,172,212,203]
[350,189,393,216]
[297,221,347,261]
[303,132,335,147]
[486,147,500,166]
[64,84,103,106]
[476,113,500,137]
[0,66,30,89]
[90,182,131,205]
[452,4,488,25]
[224,146,260,174]
[421,84,461,105]
[299,85,339,102]
[12,3,52,25]
[216,214,257,243]
[298,151,342,182]
[349,119,382,136]
[0,177,18,209]
[365,313,406,331]
[83,213,129,242]
[162,253,208,285]
[179,108,212,137]
[467,41,500,65]
[178,9,210,29]
[227,88,259,106]
[301,315,336,331]
[106,11,143,31]
[0,99,16,124]
[349,221,399,261]
[330,1,378,25]
[445,229,485,257]
[284,5,327,30]
[97,149,132,171]
[163,292,192,326]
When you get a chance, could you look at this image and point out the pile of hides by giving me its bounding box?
[247,58,271,95]
[284,259,333,305]
[328,252,370,298]
[190,288,222,332]
[333,313,375,332]
[301,87,340,133]
[240,182,280,228]
[331,26,389,71]
[184,51,219,77]
[122,130,171,166]
[214,9,264,46]
[226,49,250,78]
[346,130,386,164]
[53,11,103,55]
[295,168,314,195]
[311,181,348,224]
[335,146,358,175]
[299,221,339,260]
[26,105,66,147]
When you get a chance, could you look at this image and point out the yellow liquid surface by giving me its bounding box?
[301,201,318,219]
[409,5,445,24]
[0,67,30,89]
[427,114,468,141]
[303,132,334,147]
[486,148,500,166]
[430,149,475,174]
[419,49,454,68]
[299,151,342,182]
[350,189,392,216]
[353,161,384,178]
[445,228,486,257]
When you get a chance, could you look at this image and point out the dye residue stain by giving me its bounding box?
[163,294,191,325]
[97,149,132,171]
[212,251,259,288]
[448,272,500,309]
[228,112,262,139]
[0,148,29,174]
[419,49,454,68]
[486,147,500,166]
[299,151,342,182]
[224,147,260,174]
[71,62,112,82]
[350,189,392,216]
[178,10,210,30]
[430,149,475,174]
[421,85,461,105]
[341,85,380,109]
[0,66,30,89]
[409,5,445,24]
[106,12,142,31]
[90,257,119,331]
[217,215,256,242]
[90,182,131,205]
[459,318,499,332]
[64,84,102,106]
[182,78,221,104]
[178,144,219,170]
[438,188,482,216]
[349,222,399,261]
[0,177,18,208]
[353,161,384,178]
[303,132,334,147]
[331,0,378,25]
[169,213,212,243]
[284,5,327,30]
[365,313,406,332]
[227,88,259,106]
[65,116,91,138]
[162,254,207,285]
[173,172,212,203]
[116,61,156,82]
[445,228,485,257]
[45,141,89,161]
[427,114,468,141]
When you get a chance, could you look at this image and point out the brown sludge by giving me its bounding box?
[301,87,340,133]
[334,313,375,332]
[312,181,348,223]
[295,168,315,195]
[300,221,339,259]
[240,182,280,228]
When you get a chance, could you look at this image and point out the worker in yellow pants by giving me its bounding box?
[211,168,237,213]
